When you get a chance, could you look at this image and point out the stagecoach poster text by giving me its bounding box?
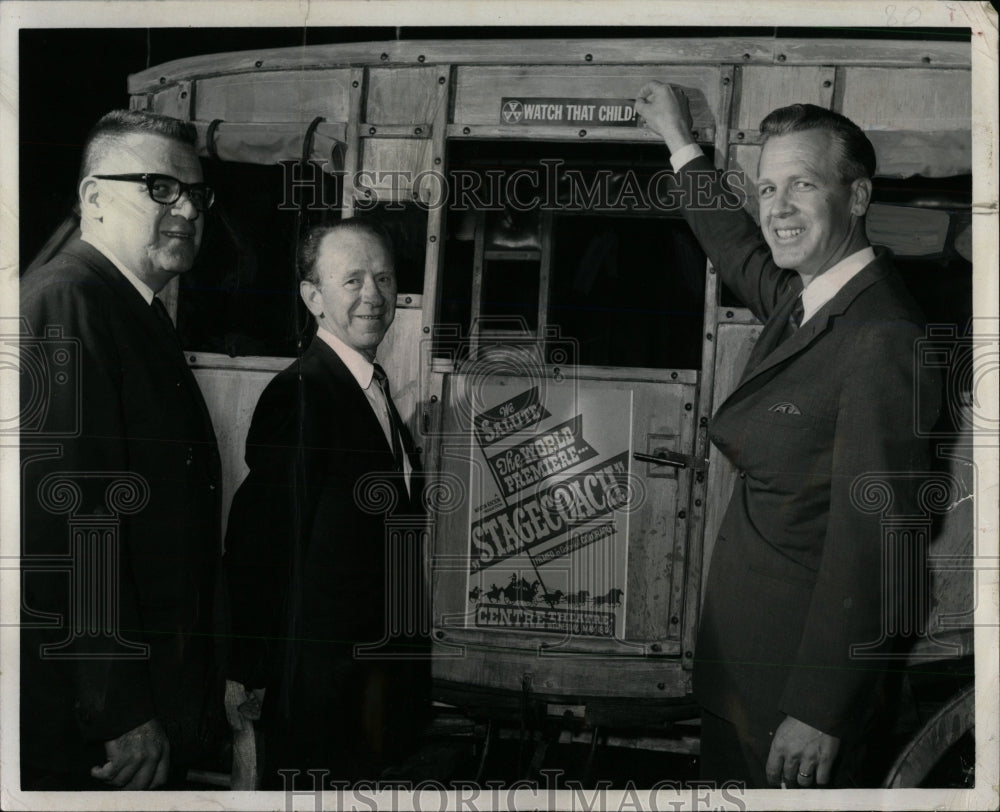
[465,382,631,638]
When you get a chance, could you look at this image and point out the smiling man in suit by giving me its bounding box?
[222,218,429,788]
[635,84,941,787]
[20,110,222,790]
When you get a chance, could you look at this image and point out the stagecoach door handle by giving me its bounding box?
[633,450,707,472]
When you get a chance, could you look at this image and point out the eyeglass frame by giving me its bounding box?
[91,173,215,212]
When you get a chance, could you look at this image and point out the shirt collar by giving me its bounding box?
[80,234,156,305]
[315,326,376,389]
[800,245,876,325]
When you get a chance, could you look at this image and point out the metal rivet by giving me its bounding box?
[742,53,751,61]
[429,235,437,243]
[352,80,360,88]
[423,326,430,334]
[736,131,745,141]
[435,630,444,639]
[369,126,377,135]
[578,130,587,138]
[671,371,678,380]
[684,403,693,411]
[414,126,423,135]
[438,76,447,84]
[405,296,413,304]
[726,310,734,319]
[670,616,679,625]
[678,510,686,519]
[180,91,188,99]
[159,76,166,85]
[695,499,702,507]
[430,395,438,403]
[696,472,705,483]
[657,682,666,690]
[706,332,713,341]
[651,643,662,652]
[463,127,471,135]
[822,80,832,88]
[922,56,931,64]
[380,53,389,61]
[777,54,786,62]
[584,53,593,62]
[699,417,708,427]
[685,651,693,659]
[255,60,263,68]
[188,355,196,364]
[434,157,442,165]
[722,77,731,86]
[417,54,426,63]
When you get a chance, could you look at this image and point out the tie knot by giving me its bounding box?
[372,363,389,387]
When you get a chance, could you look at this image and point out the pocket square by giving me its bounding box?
[768,402,802,415]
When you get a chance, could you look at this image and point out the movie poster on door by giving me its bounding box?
[465,382,632,639]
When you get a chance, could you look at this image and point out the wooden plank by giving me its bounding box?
[454,66,720,129]
[129,39,779,92]
[358,125,432,138]
[446,124,713,143]
[417,66,453,462]
[193,365,280,541]
[366,66,443,124]
[191,70,351,123]
[340,68,365,219]
[150,80,192,120]
[735,66,835,129]
[777,39,970,68]
[840,68,970,130]
[360,138,433,198]
[701,321,761,598]
[128,38,969,93]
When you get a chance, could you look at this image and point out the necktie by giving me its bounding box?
[151,297,183,349]
[780,295,804,344]
[372,363,405,472]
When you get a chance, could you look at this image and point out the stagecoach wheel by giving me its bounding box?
[881,683,975,788]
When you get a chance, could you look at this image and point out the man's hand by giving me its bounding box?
[765,715,840,787]
[634,81,695,153]
[90,718,170,790]
[224,679,265,732]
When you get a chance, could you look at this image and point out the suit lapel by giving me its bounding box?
[723,255,893,406]
[63,241,219,450]
[305,338,396,462]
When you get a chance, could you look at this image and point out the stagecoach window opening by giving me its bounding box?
[439,140,709,368]
[176,161,341,358]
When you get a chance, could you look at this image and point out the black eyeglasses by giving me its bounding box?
[92,173,215,212]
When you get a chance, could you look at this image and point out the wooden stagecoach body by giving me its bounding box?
[112,35,974,780]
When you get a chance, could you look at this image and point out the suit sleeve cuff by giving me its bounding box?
[669,143,704,172]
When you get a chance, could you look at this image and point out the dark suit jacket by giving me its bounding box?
[19,240,222,779]
[679,156,941,738]
[223,336,429,782]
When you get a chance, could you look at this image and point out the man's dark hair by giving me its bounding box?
[759,103,877,183]
[297,217,395,285]
[80,109,198,181]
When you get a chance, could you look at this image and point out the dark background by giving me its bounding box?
[18,24,974,268]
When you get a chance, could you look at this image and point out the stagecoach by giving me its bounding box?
[30,31,978,788]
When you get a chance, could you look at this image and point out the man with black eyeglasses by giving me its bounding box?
[20,110,223,790]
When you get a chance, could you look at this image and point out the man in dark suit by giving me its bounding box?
[223,219,429,789]
[20,110,222,789]
[636,84,941,787]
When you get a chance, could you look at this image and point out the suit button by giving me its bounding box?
[209,484,216,491]
[739,471,746,479]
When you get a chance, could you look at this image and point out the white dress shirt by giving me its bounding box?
[315,326,412,494]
